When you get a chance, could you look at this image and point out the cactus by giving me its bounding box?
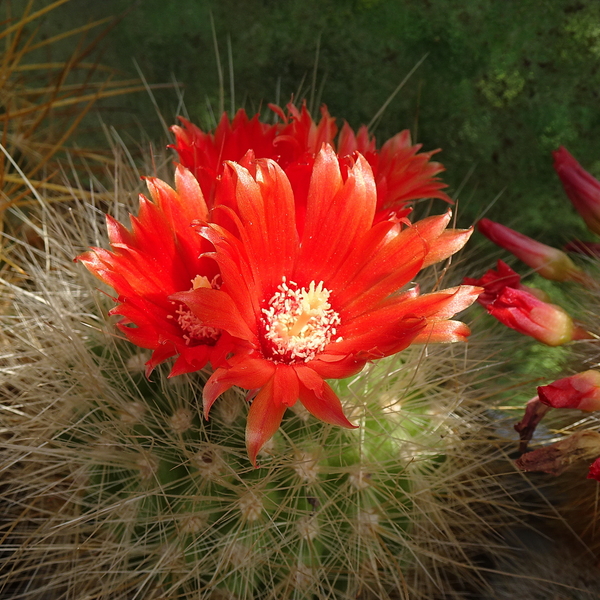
[0,150,542,600]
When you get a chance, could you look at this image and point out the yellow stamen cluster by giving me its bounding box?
[262,277,342,363]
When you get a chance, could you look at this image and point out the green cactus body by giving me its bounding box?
[1,179,534,600]
[63,337,439,598]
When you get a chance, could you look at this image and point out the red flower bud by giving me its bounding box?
[538,370,600,411]
[478,218,583,282]
[488,286,576,346]
[553,146,600,236]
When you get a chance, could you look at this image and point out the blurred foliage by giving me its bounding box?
[57,0,600,245]
[0,0,152,275]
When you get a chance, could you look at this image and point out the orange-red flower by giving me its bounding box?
[172,146,479,465]
[171,103,452,221]
[76,166,232,377]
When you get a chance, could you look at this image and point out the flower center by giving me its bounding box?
[173,275,220,345]
[261,278,342,363]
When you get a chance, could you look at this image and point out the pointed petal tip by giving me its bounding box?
[245,380,287,467]
[299,380,358,429]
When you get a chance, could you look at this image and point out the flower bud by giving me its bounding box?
[538,370,600,411]
[478,218,583,282]
[553,146,600,236]
[487,286,576,346]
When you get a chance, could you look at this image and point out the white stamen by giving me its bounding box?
[175,275,221,345]
[176,306,220,345]
[261,278,342,363]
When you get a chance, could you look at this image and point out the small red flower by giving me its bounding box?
[465,260,581,346]
[478,218,583,282]
[173,146,479,465]
[588,457,600,481]
[76,166,232,377]
[171,103,452,221]
[464,260,532,307]
[538,370,600,412]
[553,146,600,236]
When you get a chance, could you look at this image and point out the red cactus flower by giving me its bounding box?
[464,260,584,346]
[538,370,600,412]
[171,110,281,206]
[171,103,452,221]
[478,218,583,282]
[76,165,233,377]
[172,146,479,465]
[553,146,600,236]
[465,260,555,305]
[465,260,531,307]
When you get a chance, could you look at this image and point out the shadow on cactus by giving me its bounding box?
[1,108,536,599]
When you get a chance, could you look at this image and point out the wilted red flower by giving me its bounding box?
[171,103,452,221]
[465,260,533,307]
[588,457,600,481]
[478,218,583,282]
[76,166,233,377]
[464,260,582,346]
[538,370,600,412]
[513,395,552,453]
[172,146,479,465]
[553,146,600,236]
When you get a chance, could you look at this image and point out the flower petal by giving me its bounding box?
[246,377,288,467]
[203,357,276,416]
[422,227,473,268]
[298,147,376,282]
[228,160,299,291]
[411,320,472,344]
[172,288,255,342]
[305,355,368,380]
[298,379,357,429]
[273,364,301,408]
[342,285,481,340]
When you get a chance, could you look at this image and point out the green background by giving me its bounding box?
[51,0,600,245]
